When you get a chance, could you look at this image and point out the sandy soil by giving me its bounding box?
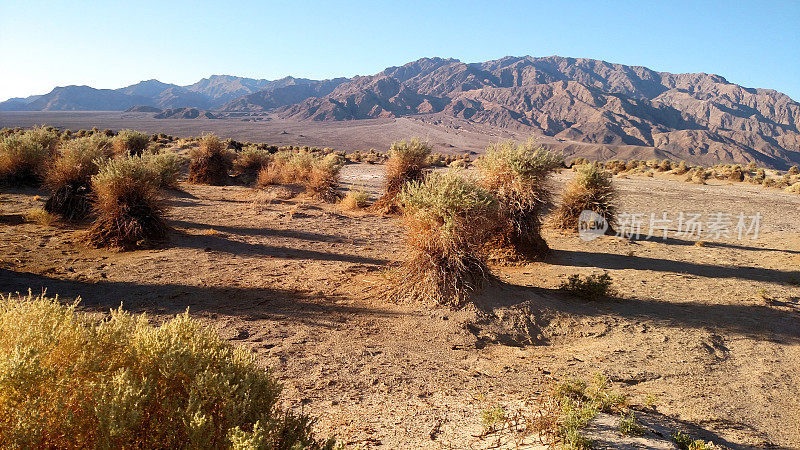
[1,166,799,448]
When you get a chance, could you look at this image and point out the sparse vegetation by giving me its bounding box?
[113,129,150,156]
[256,151,342,201]
[0,293,333,449]
[553,164,617,231]
[373,138,431,213]
[188,134,234,185]
[559,273,614,300]
[477,139,562,260]
[87,157,168,249]
[394,170,497,305]
[618,412,646,436]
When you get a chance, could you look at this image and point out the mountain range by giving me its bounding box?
[3,56,799,168]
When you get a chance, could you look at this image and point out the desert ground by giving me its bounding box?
[0,111,678,163]
[1,157,798,448]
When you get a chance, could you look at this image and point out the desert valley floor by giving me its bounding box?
[1,165,799,448]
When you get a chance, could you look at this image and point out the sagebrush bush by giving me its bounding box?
[256,151,342,201]
[553,164,617,231]
[0,293,333,449]
[0,126,59,183]
[339,189,369,210]
[188,134,234,185]
[395,170,497,305]
[373,138,431,213]
[143,151,183,188]
[559,273,614,300]
[232,146,272,185]
[88,157,168,249]
[44,136,112,221]
[477,139,562,260]
[113,129,150,156]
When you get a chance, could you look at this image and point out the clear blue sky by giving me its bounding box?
[0,0,798,101]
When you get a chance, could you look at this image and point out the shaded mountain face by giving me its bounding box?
[2,56,798,167]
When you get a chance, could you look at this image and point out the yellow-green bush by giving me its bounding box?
[373,138,431,213]
[553,164,618,231]
[143,151,184,188]
[0,293,333,449]
[477,139,562,260]
[113,129,151,156]
[395,170,497,305]
[0,126,59,183]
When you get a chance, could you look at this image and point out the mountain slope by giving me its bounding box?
[1,56,798,167]
[273,56,800,168]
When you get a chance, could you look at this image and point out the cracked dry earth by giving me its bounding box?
[1,166,799,448]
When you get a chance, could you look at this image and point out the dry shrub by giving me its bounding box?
[728,166,744,182]
[373,138,431,213]
[112,129,150,156]
[143,151,183,188]
[188,134,234,185]
[477,139,562,261]
[88,157,168,250]
[394,170,497,306]
[673,160,689,175]
[553,164,617,231]
[232,146,271,185]
[23,208,58,226]
[0,293,333,449]
[256,151,342,201]
[44,136,112,221]
[339,189,370,210]
[0,126,59,184]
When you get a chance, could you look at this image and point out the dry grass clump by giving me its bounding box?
[339,189,370,210]
[87,157,168,250]
[112,129,150,156]
[43,136,112,221]
[0,126,59,184]
[477,139,562,260]
[232,146,271,185]
[373,138,431,213]
[188,134,234,185]
[23,207,59,226]
[256,151,343,201]
[394,170,497,306]
[553,164,617,231]
[0,293,333,449]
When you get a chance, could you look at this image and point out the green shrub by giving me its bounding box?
[559,273,614,300]
[143,151,183,188]
[0,126,59,183]
[0,293,332,449]
[113,129,150,156]
[373,138,431,213]
[395,170,497,305]
[477,139,562,260]
[553,164,617,231]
